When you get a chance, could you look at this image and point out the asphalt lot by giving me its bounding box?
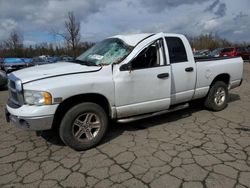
[1,63,250,188]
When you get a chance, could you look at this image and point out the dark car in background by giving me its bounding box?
[220,47,250,60]
[0,58,7,88]
[32,57,49,65]
[60,55,75,62]
[32,55,57,65]
[0,57,33,88]
[0,70,7,88]
[32,55,74,65]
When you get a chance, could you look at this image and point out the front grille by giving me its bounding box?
[8,74,23,107]
[10,91,18,103]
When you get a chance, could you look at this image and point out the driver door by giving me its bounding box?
[113,36,171,118]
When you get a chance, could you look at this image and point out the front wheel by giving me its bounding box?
[205,81,229,111]
[59,102,108,151]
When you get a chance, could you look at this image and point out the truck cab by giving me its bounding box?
[112,33,196,117]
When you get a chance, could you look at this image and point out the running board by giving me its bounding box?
[117,103,189,123]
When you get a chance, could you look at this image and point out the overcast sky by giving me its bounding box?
[0,0,249,45]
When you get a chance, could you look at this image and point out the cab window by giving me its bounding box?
[165,37,188,63]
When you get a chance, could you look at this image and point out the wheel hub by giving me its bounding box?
[214,87,226,106]
[72,113,101,141]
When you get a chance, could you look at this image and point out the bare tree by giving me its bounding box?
[3,30,24,57]
[50,12,82,56]
[5,30,23,50]
[63,12,81,55]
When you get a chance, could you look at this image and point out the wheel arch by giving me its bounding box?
[52,93,112,130]
[210,73,230,87]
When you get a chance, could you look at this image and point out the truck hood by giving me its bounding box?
[12,62,101,83]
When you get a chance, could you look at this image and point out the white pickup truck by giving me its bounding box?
[5,33,243,150]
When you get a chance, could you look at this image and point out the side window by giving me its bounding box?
[131,39,164,70]
[165,37,188,63]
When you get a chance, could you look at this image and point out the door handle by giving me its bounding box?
[157,73,169,79]
[185,67,194,72]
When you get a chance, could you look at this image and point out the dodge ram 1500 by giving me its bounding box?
[5,33,243,150]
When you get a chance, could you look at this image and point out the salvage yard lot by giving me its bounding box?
[0,63,250,188]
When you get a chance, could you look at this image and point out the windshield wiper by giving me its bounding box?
[74,59,98,66]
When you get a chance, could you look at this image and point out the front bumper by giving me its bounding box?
[5,107,54,131]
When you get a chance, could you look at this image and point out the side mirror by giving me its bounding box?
[120,63,132,71]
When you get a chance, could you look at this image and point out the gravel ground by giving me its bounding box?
[0,63,250,188]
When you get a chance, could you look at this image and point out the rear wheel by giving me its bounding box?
[205,81,228,111]
[59,102,108,150]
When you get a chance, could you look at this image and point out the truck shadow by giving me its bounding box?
[228,93,240,103]
[39,93,241,148]
[102,93,241,144]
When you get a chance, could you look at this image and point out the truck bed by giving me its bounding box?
[192,56,243,100]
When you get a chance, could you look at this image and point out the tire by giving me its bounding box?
[59,102,108,151]
[205,81,229,111]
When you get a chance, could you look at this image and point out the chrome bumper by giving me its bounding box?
[5,108,54,131]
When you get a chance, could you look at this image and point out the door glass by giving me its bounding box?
[131,39,164,69]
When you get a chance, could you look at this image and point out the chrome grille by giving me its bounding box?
[10,91,18,104]
[8,74,23,106]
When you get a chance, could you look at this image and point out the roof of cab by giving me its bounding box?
[110,33,154,46]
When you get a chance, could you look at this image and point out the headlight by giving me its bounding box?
[15,80,22,92]
[24,90,52,105]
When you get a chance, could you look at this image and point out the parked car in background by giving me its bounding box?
[0,58,4,70]
[32,55,75,65]
[2,58,33,73]
[32,57,49,65]
[32,56,62,65]
[246,47,250,60]
[0,58,7,88]
[193,49,210,58]
[220,47,250,60]
[47,56,60,63]
[208,48,224,57]
[0,70,7,88]
[60,55,75,62]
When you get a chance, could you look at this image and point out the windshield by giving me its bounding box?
[76,38,133,66]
